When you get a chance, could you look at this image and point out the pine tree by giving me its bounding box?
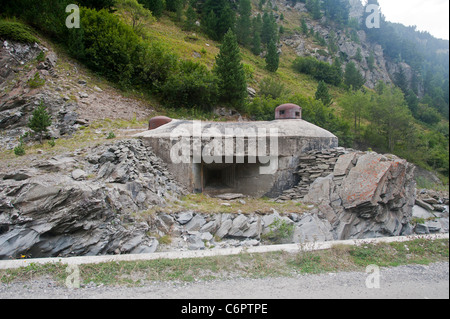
[315,80,333,107]
[140,0,165,18]
[236,0,252,47]
[252,30,262,56]
[344,61,365,91]
[340,89,370,138]
[203,10,218,40]
[261,12,278,46]
[300,17,308,35]
[184,4,197,31]
[214,29,247,108]
[202,0,235,41]
[217,3,235,40]
[28,101,52,144]
[367,52,375,70]
[165,0,181,12]
[306,0,322,20]
[322,0,350,26]
[394,66,408,94]
[354,47,363,62]
[331,58,343,85]
[265,40,279,72]
[251,14,262,55]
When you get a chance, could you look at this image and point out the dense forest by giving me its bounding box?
[0,0,448,181]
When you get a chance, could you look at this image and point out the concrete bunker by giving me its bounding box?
[136,104,338,198]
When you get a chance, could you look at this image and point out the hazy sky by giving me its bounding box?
[375,0,449,40]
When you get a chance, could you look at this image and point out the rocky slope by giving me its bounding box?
[0,39,153,150]
[279,148,449,239]
[2,142,447,259]
[0,139,187,259]
[277,0,417,91]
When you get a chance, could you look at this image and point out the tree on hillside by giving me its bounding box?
[138,0,165,18]
[165,0,182,21]
[28,101,52,144]
[261,11,278,46]
[265,40,279,72]
[339,89,370,139]
[368,82,415,152]
[300,17,308,35]
[251,29,262,56]
[165,0,180,12]
[203,10,219,40]
[202,0,235,41]
[184,4,197,31]
[115,0,154,32]
[322,0,350,26]
[306,0,321,20]
[394,66,408,94]
[236,0,252,47]
[344,61,365,90]
[214,29,247,108]
[217,3,235,40]
[315,80,333,107]
[251,14,262,55]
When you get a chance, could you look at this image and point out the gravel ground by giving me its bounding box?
[1,262,448,299]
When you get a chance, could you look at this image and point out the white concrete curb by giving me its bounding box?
[0,233,448,270]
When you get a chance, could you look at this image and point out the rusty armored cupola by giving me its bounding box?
[275,103,302,120]
[148,116,172,130]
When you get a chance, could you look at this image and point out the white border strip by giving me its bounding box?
[0,234,448,270]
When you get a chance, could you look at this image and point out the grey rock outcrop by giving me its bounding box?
[279,0,422,91]
[0,139,187,259]
[303,152,417,240]
[412,189,449,235]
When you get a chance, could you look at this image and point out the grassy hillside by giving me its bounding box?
[140,11,341,101]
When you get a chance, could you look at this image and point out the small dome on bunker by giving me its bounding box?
[148,116,172,130]
[275,103,302,120]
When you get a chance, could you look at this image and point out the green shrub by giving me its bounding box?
[48,138,56,147]
[133,41,179,88]
[0,20,39,43]
[106,131,116,139]
[14,140,26,156]
[292,56,342,86]
[160,60,218,111]
[27,72,45,88]
[36,50,46,62]
[258,77,289,99]
[81,8,142,87]
[262,218,295,244]
[246,95,286,121]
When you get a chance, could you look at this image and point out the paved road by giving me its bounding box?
[1,262,448,299]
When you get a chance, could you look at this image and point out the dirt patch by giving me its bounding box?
[73,85,153,122]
